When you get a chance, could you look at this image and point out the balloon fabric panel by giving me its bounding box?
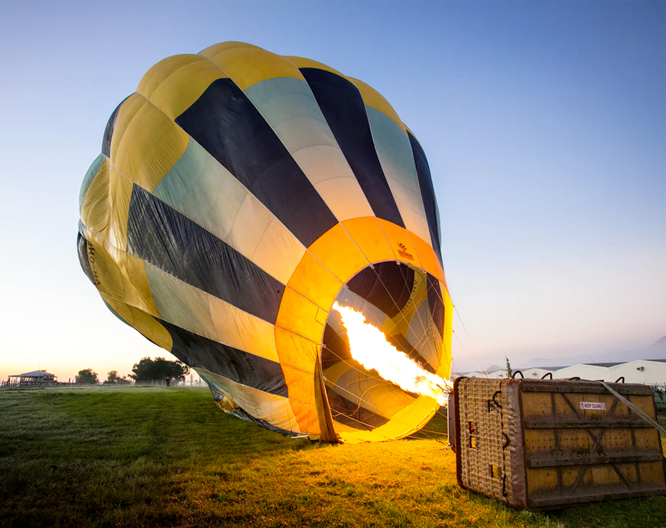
[243,77,375,222]
[78,41,452,443]
[299,68,406,228]
[365,106,432,246]
[102,101,123,157]
[159,318,288,397]
[347,261,415,318]
[407,131,443,264]
[126,185,285,324]
[79,154,106,213]
[427,274,445,337]
[175,78,338,247]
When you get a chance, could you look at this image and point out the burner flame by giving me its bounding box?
[331,302,450,405]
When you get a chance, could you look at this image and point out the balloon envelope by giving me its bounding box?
[78,42,452,442]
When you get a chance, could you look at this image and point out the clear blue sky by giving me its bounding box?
[1,1,664,380]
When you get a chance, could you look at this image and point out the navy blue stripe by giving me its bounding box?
[77,229,96,286]
[127,185,284,324]
[322,324,351,371]
[159,318,288,398]
[101,97,127,157]
[407,132,442,262]
[326,389,391,430]
[347,262,414,318]
[299,68,405,228]
[175,78,338,248]
[426,274,445,338]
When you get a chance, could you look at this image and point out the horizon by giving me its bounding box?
[8,334,664,383]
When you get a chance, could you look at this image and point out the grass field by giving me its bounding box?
[1,387,666,528]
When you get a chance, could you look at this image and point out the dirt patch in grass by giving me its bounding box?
[1,386,664,527]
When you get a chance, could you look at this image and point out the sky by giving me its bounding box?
[0,1,664,381]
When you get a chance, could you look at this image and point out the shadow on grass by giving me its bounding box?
[1,387,664,528]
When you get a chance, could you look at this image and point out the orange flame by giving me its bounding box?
[331,302,450,405]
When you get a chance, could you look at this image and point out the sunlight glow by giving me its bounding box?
[332,302,451,405]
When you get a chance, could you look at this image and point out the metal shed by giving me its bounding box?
[7,370,57,387]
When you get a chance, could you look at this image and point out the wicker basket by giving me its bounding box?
[452,377,666,509]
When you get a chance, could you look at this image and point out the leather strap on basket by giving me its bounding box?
[599,381,666,436]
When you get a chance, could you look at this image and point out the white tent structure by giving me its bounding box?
[457,360,666,386]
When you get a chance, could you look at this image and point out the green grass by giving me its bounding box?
[1,387,665,528]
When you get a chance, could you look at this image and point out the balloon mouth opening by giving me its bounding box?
[321,261,446,436]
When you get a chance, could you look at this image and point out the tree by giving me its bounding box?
[104,370,131,385]
[75,368,99,385]
[130,357,189,385]
[505,357,513,379]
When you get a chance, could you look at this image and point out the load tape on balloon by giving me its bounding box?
[78,41,452,442]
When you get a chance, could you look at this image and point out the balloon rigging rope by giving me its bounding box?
[328,381,448,443]
[366,266,447,381]
[451,305,489,377]
[364,256,487,380]
[369,264,433,340]
[337,263,443,373]
[322,346,444,438]
[323,239,452,440]
[452,332,487,379]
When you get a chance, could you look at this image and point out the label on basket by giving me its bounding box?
[580,401,606,410]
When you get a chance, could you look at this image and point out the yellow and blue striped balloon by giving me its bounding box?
[78,42,452,442]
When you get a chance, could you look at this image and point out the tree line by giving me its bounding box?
[74,357,190,385]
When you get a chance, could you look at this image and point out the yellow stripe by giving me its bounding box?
[376,218,423,268]
[106,167,132,252]
[202,45,303,91]
[146,264,280,364]
[439,286,453,379]
[286,251,342,312]
[196,367,302,433]
[138,54,228,120]
[341,217,396,264]
[308,223,369,284]
[200,41,260,56]
[322,360,350,386]
[101,294,172,351]
[324,367,415,419]
[209,297,280,364]
[409,232,445,283]
[381,267,427,338]
[80,158,111,243]
[274,327,317,374]
[85,231,160,318]
[273,327,321,434]
[111,94,189,192]
[81,166,132,253]
[285,56,344,76]
[281,361,320,434]
[337,395,438,443]
[250,217,307,285]
[275,287,327,344]
[347,76,405,132]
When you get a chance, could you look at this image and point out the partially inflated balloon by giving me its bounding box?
[78,42,452,442]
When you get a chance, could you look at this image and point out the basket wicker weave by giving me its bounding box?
[453,377,666,510]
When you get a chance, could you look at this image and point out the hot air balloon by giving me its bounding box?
[78,42,452,442]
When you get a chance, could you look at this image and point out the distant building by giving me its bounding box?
[464,367,555,380]
[455,359,666,386]
[553,360,666,385]
[7,370,57,387]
